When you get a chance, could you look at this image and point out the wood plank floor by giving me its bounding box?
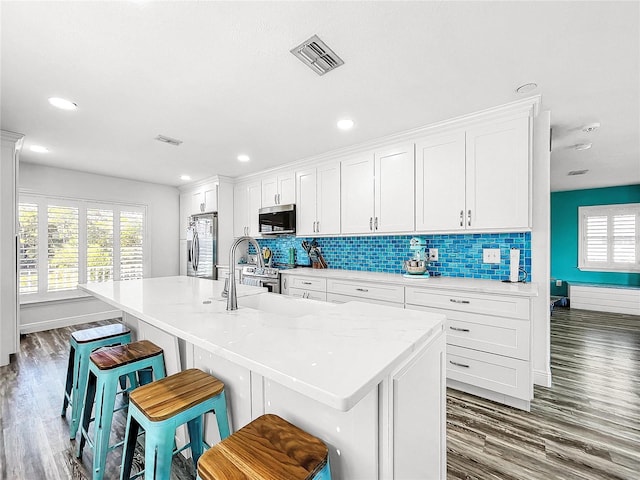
[0,307,638,479]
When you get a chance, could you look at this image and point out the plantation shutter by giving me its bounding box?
[18,203,38,294]
[585,215,608,263]
[87,208,114,283]
[120,210,144,280]
[612,214,636,263]
[47,205,79,291]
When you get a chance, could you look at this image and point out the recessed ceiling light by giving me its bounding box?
[237,154,250,162]
[574,143,592,151]
[180,175,191,181]
[337,118,354,130]
[48,97,78,110]
[581,123,600,133]
[515,83,538,94]
[30,145,49,153]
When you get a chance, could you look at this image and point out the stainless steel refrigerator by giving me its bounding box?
[186,212,217,279]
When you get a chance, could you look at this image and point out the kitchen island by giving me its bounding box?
[80,276,446,480]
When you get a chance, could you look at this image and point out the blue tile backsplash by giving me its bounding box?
[255,232,532,281]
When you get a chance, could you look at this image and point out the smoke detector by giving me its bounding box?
[568,169,589,176]
[155,135,183,146]
[581,123,600,133]
[291,35,344,76]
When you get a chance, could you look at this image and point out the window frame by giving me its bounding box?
[19,193,148,303]
[578,203,640,273]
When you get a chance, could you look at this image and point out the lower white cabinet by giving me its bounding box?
[289,287,327,301]
[327,292,403,308]
[405,286,533,411]
[326,279,404,305]
[282,275,327,301]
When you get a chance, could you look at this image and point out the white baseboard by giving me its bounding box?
[20,310,121,334]
[533,368,552,387]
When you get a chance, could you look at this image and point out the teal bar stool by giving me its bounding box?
[62,323,132,439]
[77,340,165,480]
[196,414,331,480]
[120,368,230,480]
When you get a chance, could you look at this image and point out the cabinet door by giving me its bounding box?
[192,191,204,214]
[316,162,341,234]
[415,133,466,232]
[277,172,296,205]
[341,154,374,234]
[261,176,278,207]
[203,184,217,212]
[246,181,262,236]
[296,168,317,236]
[465,116,530,230]
[233,183,248,237]
[375,143,415,233]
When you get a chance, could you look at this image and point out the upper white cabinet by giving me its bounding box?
[416,115,531,232]
[261,171,295,208]
[191,182,218,214]
[296,162,341,236]
[234,181,261,237]
[341,144,415,234]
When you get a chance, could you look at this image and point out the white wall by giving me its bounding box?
[19,162,180,331]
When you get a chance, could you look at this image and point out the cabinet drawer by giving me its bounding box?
[286,276,327,292]
[288,287,327,302]
[447,345,531,399]
[406,305,529,360]
[405,287,530,320]
[327,279,404,304]
[326,292,404,308]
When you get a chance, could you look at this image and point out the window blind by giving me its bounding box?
[87,208,114,283]
[120,210,144,280]
[18,203,38,294]
[47,205,79,291]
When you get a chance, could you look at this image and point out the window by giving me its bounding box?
[18,195,146,300]
[579,203,640,272]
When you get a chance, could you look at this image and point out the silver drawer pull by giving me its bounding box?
[356,288,369,292]
[449,299,470,304]
[449,326,470,332]
[450,361,470,368]
[302,281,312,285]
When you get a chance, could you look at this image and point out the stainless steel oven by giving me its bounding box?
[240,265,280,294]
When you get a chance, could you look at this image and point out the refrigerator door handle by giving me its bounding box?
[193,232,199,271]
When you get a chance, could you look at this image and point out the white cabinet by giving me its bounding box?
[180,182,218,238]
[341,144,414,234]
[405,286,533,410]
[261,171,295,208]
[281,275,327,301]
[326,278,404,305]
[415,116,530,232]
[296,162,340,236]
[234,181,261,237]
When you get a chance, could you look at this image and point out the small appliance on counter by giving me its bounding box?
[402,237,429,277]
[503,248,528,283]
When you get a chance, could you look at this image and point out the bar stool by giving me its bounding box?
[196,414,331,480]
[77,340,165,480]
[120,368,231,480]
[62,323,132,439]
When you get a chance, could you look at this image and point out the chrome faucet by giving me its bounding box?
[226,236,265,311]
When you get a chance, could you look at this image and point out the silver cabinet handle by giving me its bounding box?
[459,210,464,227]
[449,361,470,368]
[356,287,369,292]
[449,326,470,332]
[316,221,319,232]
[449,299,470,304]
[369,217,373,230]
[283,278,287,289]
[302,281,312,285]
[313,221,317,233]
[374,217,378,230]
[467,209,472,226]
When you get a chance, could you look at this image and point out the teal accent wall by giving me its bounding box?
[551,185,640,287]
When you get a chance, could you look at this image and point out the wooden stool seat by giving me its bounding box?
[121,369,230,480]
[197,414,330,480]
[89,339,163,370]
[71,323,130,344]
[62,323,132,440]
[130,368,225,421]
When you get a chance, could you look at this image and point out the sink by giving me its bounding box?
[237,292,334,317]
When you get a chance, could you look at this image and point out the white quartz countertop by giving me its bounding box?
[79,276,444,411]
[280,268,539,297]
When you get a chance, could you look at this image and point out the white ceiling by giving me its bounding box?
[1,1,638,192]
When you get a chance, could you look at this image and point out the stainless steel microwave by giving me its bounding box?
[258,204,296,235]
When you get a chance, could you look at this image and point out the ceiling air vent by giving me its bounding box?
[155,134,183,146]
[290,35,344,76]
[568,169,589,176]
